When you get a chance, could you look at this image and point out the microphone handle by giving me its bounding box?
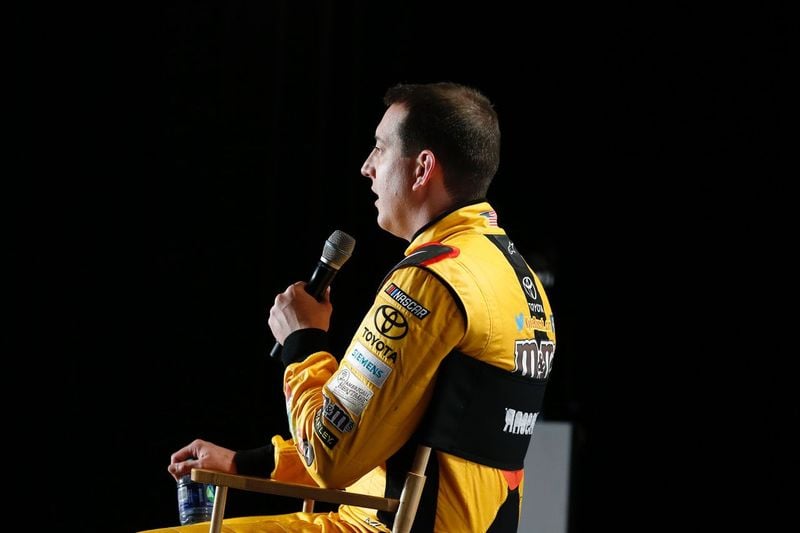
[269,340,282,359]
[269,262,339,358]
[305,262,338,299]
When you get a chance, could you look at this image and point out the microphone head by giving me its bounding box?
[321,230,356,270]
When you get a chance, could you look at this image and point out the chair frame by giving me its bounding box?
[191,445,431,533]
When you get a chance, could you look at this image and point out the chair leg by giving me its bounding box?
[302,499,315,513]
[208,485,228,533]
[393,446,431,533]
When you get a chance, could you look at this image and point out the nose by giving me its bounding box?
[361,154,374,179]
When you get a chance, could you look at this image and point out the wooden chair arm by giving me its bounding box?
[191,468,399,512]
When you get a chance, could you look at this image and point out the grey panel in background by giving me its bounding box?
[518,421,572,533]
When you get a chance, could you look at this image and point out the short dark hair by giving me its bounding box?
[384,82,501,202]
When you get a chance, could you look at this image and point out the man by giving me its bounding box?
[153,82,556,532]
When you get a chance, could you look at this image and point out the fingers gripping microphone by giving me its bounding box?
[269,230,356,358]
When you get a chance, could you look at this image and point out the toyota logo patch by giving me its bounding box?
[374,305,408,339]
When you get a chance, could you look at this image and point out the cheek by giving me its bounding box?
[374,161,393,186]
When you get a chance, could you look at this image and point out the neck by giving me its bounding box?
[403,194,455,241]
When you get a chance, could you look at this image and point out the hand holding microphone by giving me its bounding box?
[268,230,356,358]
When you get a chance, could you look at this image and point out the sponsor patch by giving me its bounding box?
[528,301,544,314]
[485,235,544,318]
[360,326,398,363]
[363,517,383,528]
[328,367,373,415]
[513,339,555,379]
[384,282,430,319]
[345,342,392,388]
[480,210,498,226]
[323,394,355,432]
[515,312,551,332]
[314,409,339,449]
[503,409,538,435]
[298,438,314,466]
[522,276,537,300]
[374,305,408,339]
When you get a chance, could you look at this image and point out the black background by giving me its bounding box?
[11,2,788,532]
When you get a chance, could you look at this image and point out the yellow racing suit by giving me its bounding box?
[142,200,556,533]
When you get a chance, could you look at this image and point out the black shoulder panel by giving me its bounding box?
[392,243,459,272]
[379,243,465,321]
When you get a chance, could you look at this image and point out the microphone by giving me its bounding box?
[269,229,356,358]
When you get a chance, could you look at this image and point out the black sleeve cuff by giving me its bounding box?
[281,328,329,367]
[233,444,275,477]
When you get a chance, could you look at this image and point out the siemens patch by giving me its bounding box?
[384,282,430,319]
[346,342,392,388]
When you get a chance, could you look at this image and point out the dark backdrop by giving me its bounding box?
[12,2,788,532]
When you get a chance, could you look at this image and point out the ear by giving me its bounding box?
[412,150,436,192]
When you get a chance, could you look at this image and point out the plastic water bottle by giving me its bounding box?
[177,474,215,525]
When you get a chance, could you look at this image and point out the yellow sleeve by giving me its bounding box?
[282,267,465,488]
[269,435,318,486]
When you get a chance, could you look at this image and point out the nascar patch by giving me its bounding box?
[384,282,430,319]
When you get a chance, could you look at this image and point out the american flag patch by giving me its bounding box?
[480,210,498,226]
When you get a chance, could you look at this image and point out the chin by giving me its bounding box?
[377,213,394,234]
